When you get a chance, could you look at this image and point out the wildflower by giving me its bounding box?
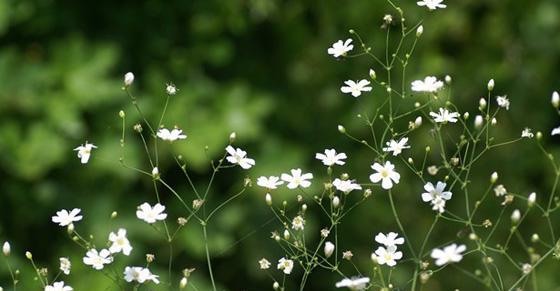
[324,241,335,258]
[332,178,362,194]
[74,142,97,164]
[496,95,510,110]
[427,165,438,175]
[374,232,404,247]
[59,257,71,275]
[316,149,347,166]
[341,80,372,97]
[369,161,400,190]
[259,258,271,269]
[382,137,410,156]
[257,176,283,189]
[292,216,305,231]
[109,228,133,256]
[522,128,534,138]
[136,203,167,224]
[494,184,507,197]
[335,277,370,290]
[411,76,444,93]
[166,83,177,95]
[225,146,255,169]
[321,228,330,238]
[417,0,446,10]
[83,249,113,270]
[373,246,402,267]
[342,251,353,260]
[430,108,459,123]
[277,257,294,275]
[552,91,560,108]
[157,127,187,142]
[551,126,560,136]
[52,209,83,227]
[124,72,134,86]
[281,169,313,189]
[328,39,354,58]
[430,244,466,266]
[124,266,160,284]
[45,281,73,291]
[421,181,453,213]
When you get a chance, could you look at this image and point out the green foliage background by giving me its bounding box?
[1,0,560,290]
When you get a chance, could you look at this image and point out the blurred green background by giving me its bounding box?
[1,0,560,290]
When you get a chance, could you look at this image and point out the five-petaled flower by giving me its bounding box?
[136,203,167,224]
[372,246,402,267]
[83,248,113,270]
[411,76,444,93]
[225,146,256,169]
[52,208,83,227]
[257,176,284,189]
[431,243,466,266]
[430,108,459,123]
[335,277,370,290]
[316,149,347,166]
[74,142,97,164]
[328,39,354,58]
[277,257,294,274]
[383,138,410,156]
[369,161,400,190]
[281,169,313,189]
[124,266,160,284]
[417,0,447,10]
[341,80,372,97]
[45,281,73,291]
[109,228,133,256]
[375,232,405,247]
[157,127,187,142]
[421,181,453,213]
[332,178,362,194]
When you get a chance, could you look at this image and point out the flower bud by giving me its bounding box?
[229,132,236,143]
[324,241,335,258]
[531,233,539,242]
[283,229,290,240]
[369,69,376,80]
[119,110,125,118]
[332,196,340,208]
[479,98,487,110]
[414,116,422,128]
[124,72,134,86]
[265,193,272,206]
[338,125,346,134]
[491,117,497,126]
[416,25,424,37]
[490,172,498,184]
[511,209,521,224]
[3,242,10,256]
[445,75,452,84]
[487,79,495,91]
[273,282,280,290]
[25,251,32,260]
[528,192,536,207]
[474,115,483,129]
[152,167,160,179]
[552,91,560,108]
[111,211,118,219]
[463,112,469,120]
[180,277,188,289]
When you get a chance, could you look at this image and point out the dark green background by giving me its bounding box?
[1,0,560,290]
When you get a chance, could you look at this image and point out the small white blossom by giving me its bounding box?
[369,161,400,190]
[552,126,560,136]
[522,263,532,274]
[373,246,402,267]
[292,215,305,231]
[430,108,459,123]
[328,39,354,58]
[316,149,347,166]
[52,209,83,227]
[136,203,167,224]
[332,178,362,194]
[124,72,134,86]
[277,257,294,275]
[124,266,160,284]
[411,76,444,93]
[59,257,71,275]
[259,258,271,269]
[225,146,256,169]
[496,95,510,110]
[165,83,177,95]
[157,127,187,141]
[45,281,73,291]
[374,232,404,247]
[421,182,453,213]
[494,184,507,197]
[109,228,132,256]
[417,0,446,10]
[382,137,410,156]
[281,169,313,189]
[522,128,534,138]
[335,277,370,290]
[83,249,113,270]
[430,244,466,266]
[257,176,283,189]
[74,142,97,164]
[341,80,372,97]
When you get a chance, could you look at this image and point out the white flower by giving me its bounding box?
[136,203,167,224]
[521,128,534,138]
[59,257,71,275]
[52,208,83,227]
[277,257,294,275]
[552,126,560,136]
[74,142,97,164]
[341,80,372,97]
[124,266,160,284]
[373,246,402,267]
[332,178,362,194]
[369,161,400,190]
[292,215,305,231]
[165,83,177,95]
[494,184,507,197]
[335,277,370,290]
[257,176,283,189]
[421,181,453,213]
[328,39,354,58]
[225,145,256,169]
[45,281,73,291]
[417,0,446,10]
[259,258,271,269]
[411,76,444,93]
[109,228,132,256]
[281,169,313,189]
[124,72,134,86]
[374,232,404,247]
[496,95,510,110]
[430,244,466,266]
[430,108,459,123]
[316,149,347,166]
[83,249,113,270]
[383,137,410,156]
[324,241,335,258]
[157,127,187,142]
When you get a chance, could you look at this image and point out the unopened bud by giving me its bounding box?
[25,251,32,260]
[414,116,422,128]
[338,125,346,134]
[229,132,236,143]
[528,192,536,207]
[487,79,495,91]
[273,282,280,290]
[119,110,125,118]
[283,229,290,240]
[474,115,483,129]
[2,242,10,256]
[445,75,452,84]
[552,91,560,108]
[463,112,470,120]
[180,277,188,288]
[111,211,118,219]
[511,209,521,224]
[152,167,160,179]
[124,72,134,86]
[491,117,497,126]
[369,69,376,80]
[324,241,335,258]
[479,98,487,110]
[490,172,498,184]
[416,25,424,37]
[265,193,272,206]
[332,196,340,208]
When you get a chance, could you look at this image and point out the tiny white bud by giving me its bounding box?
[273,282,280,290]
[152,167,160,178]
[528,192,536,207]
[180,277,188,288]
[166,83,177,95]
[265,193,272,206]
[445,75,452,84]
[229,132,236,143]
[414,116,422,127]
[3,242,10,256]
[324,241,335,258]
[474,115,484,129]
[332,196,340,208]
[552,91,560,108]
[490,172,498,184]
[531,233,539,242]
[369,69,376,80]
[416,25,424,37]
[479,98,487,110]
[283,229,290,240]
[25,251,32,260]
[511,209,521,224]
[463,112,470,120]
[118,110,125,118]
[124,72,134,86]
[301,204,307,212]
[338,125,346,134]
[491,117,497,126]
[487,79,495,91]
